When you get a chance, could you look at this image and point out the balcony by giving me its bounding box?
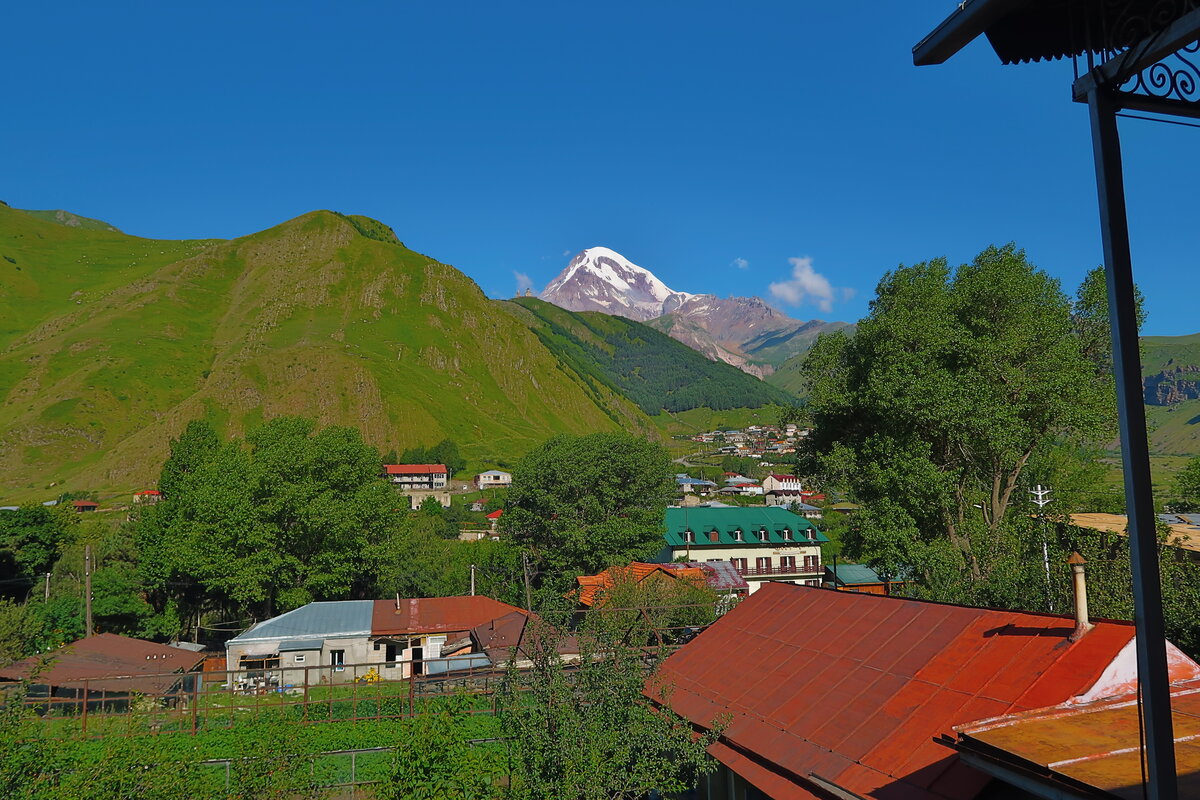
[737,564,821,578]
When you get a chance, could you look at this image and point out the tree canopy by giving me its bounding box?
[801,245,1115,594]
[501,433,673,577]
[137,417,402,621]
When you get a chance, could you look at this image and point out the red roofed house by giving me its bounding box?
[761,474,803,493]
[72,500,99,513]
[0,633,206,707]
[384,464,449,490]
[133,490,162,505]
[655,581,1200,800]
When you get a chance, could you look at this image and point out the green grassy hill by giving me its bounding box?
[13,208,123,233]
[0,207,662,500]
[504,298,795,413]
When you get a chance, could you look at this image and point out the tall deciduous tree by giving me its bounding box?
[137,417,401,623]
[802,245,1112,586]
[501,433,673,577]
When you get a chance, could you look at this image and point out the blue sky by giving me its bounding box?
[5,2,1194,334]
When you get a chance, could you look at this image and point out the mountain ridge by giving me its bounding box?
[540,246,852,376]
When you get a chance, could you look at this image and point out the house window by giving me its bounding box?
[804,555,820,571]
[684,530,695,543]
[759,528,771,542]
[779,556,796,571]
[731,558,748,573]
[294,654,306,664]
[331,649,345,672]
[756,557,772,572]
[782,529,793,541]
[733,529,743,542]
[384,642,398,668]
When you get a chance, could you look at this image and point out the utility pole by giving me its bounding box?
[84,544,94,637]
[1030,485,1053,611]
[522,552,533,612]
[44,572,51,602]
[470,563,476,596]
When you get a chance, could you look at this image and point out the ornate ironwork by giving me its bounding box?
[1121,38,1200,101]
[1070,0,1200,109]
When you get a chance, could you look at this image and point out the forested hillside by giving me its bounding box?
[504,298,795,414]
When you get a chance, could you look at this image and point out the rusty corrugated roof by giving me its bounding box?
[957,683,1200,798]
[657,583,1145,799]
[371,596,526,636]
[575,562,708,607]
[0,633,204,694]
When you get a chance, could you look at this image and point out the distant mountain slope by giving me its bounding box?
[12,207,122,233]
[0,207,660,498]
[504,297,795,413]
[540,246,852,376]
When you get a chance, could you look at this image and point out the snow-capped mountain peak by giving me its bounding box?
[540,247,692,321]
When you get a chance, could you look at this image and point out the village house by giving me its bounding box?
[224,595,524,689]
[760,473,803,493]
[574,561,749,609]
[676,474,718,496]
[383,463,449,491]
[654,564,1200,799]
[763,491,822,517]
[657,505,826,593]
[0,633,206,710]
[473,469,512,490]
[132,489,162,504]
[823,562,907,595]
[72,500,99,513]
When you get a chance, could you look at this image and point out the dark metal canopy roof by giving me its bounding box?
[914,0,1200,66]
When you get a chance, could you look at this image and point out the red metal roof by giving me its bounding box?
[0,633,204,694]
[486,509,503,520]
[575,562,708,607]
[134,489,161,496]
[384,464,447,475]
[371,596,526,636]
[72,500,99,508]
[956,681,1200,799]
[657,583,1144,800]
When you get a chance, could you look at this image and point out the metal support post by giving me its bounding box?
[1087,85,1177,800]
[84,544,93,637]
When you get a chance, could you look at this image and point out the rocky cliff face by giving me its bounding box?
[1144,366,1200,405]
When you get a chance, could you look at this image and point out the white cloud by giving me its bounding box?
[514,271,535,296]
[768,256,845,313]
[732,257,749,270]
[562,249,571,257]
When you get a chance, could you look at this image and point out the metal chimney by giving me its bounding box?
[1068,552,1092,642]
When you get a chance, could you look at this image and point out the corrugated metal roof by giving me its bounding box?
[229,600,373,643]
[277,639,324,652]
[576,563,709,607]
[828,563,885,586]
[371,596,526,636]
[664,561,750,592]
[385,464,447,474]
[956,682,1200,798]
[657,583,1145,800]
[664,506,827,547]
[0,633,204,694]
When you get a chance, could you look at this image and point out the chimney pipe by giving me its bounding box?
[1068,552,1092,641]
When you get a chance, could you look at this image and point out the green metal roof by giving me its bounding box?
[663,506,827,548]
[827,563,883,586]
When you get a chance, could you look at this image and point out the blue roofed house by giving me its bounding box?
[225,596,526,690]
[656,505,828,594]
[675,473,717,495]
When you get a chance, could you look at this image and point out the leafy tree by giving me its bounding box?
[581,568,718,647]
[497,623,722,800]
[802,245,1113,588]
[501,433,673,577]
[1072,264,1146,375]
[402,439,466,476]
[0,504,75,582]
[137,417,402,626]
[158,419,221,498]
[1172,456,1200,512]
[0,600,40,667]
